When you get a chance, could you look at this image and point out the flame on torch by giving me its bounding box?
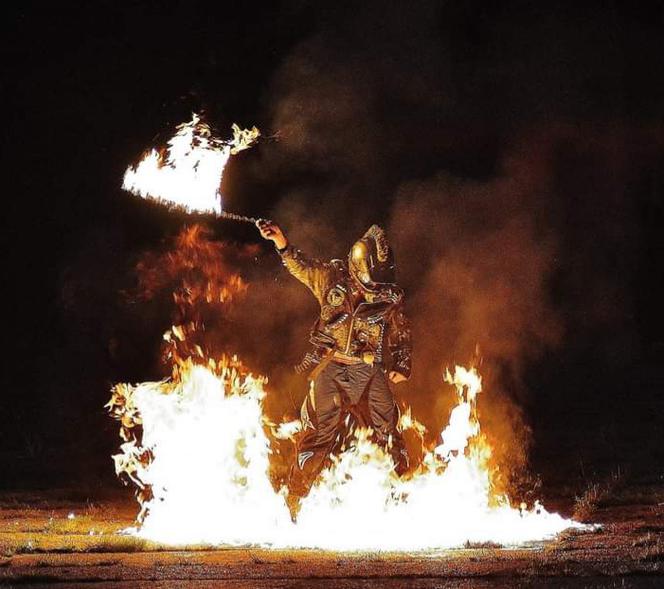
[122,113,259,217]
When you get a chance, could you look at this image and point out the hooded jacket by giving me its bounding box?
[279,244,412,378]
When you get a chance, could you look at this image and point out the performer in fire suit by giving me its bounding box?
[257,220,412,503]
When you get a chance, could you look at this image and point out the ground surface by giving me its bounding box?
[0,487,662,588]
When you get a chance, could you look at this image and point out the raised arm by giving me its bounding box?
[257,220,332,303]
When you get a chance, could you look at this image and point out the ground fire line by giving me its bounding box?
[106,351,586,550]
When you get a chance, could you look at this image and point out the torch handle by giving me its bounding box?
[216,210,260,224]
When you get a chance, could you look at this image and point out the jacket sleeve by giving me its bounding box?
[388,302,412,378]
[279,244,333,304]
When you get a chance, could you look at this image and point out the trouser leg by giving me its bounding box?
[289,363,343,498]
[366,368,409,475]
[289,363,409,502]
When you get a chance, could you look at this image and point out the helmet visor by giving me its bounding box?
[349,238,396,287]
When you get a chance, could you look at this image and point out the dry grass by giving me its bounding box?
[0,526,152,556]
[573,469,624,522]
[0,499,245,556]
[0,493,144,556]
[463,540,503,549]
[629,526,664,563]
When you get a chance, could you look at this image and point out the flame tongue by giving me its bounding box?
[122,114,259,215]
[108,359,293,545]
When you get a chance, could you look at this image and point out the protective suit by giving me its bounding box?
[279,225,412,499]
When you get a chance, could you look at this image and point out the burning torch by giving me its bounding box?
[122,113,264,225]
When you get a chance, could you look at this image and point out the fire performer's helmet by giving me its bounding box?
[348,225,397,291]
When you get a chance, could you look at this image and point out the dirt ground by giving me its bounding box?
[0,486,662,588]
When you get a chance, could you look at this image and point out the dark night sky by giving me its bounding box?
[2,1,663,489]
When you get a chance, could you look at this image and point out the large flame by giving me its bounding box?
[108,355,586,550]
[108,358,291,544]
[122,114,259,215]
[111,169,587,550]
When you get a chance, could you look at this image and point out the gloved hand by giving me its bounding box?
[256,219,288,250]
[389,371,408,384]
